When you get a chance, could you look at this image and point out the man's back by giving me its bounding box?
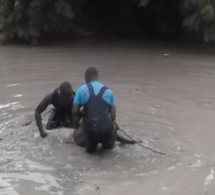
[73,80,116,153]
[73,81,116,107]
[72,67,118,153]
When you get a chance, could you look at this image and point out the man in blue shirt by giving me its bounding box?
[72,67,135,153]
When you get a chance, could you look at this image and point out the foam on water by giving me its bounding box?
[0,102,19,109]
[205,168,215,186]
[13,94,23,98]
[0,172,64,195]
[6,83,19,87]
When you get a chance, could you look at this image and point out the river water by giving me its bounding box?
[0,40,215,195]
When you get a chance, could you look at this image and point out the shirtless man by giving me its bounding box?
[35,82,75,138]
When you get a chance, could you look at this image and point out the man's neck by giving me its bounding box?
[89,78,99,83]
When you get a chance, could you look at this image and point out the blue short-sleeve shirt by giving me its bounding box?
[73,81,116,107]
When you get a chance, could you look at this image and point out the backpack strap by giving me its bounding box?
[86,83,95,97]
[97,86,108,98]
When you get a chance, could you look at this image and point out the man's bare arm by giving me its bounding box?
[35,94,52,138]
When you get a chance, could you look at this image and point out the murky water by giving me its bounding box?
[0,41,215,195]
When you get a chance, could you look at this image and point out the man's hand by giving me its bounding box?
[40,131,48,138]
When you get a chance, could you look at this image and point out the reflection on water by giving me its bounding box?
[0,42,215,194]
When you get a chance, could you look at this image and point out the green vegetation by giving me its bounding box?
[182,0,215,41]
[0,0,215,44]
[0,0,77,44]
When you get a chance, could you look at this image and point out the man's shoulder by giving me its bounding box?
[104,88,114,95]
[77,84,87,90]
[51,87,60,104]
[52,87,59,94]
[94,81,109,91]
[76,84,88,95]
[102,87,116,106]
[74,84,89,105]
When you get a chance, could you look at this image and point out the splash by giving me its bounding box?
[205,168,215,186]
[0,102,19,110]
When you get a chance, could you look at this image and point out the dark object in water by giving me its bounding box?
[118,128,166,156]
[22,120,32,126]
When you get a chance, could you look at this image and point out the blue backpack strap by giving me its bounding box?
[86,83,95,97]
[97,85,108,98]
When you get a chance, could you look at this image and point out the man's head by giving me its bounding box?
[85,67,99,83]
[59,81,73,97]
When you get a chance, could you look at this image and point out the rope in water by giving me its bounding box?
[118,128,167,156]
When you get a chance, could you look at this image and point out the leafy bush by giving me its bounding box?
[1,0,215,43]
[0,0,75,44]
[182,0,215,41]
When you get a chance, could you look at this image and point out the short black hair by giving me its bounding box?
[85,67,99,83]
[60,81,73,94]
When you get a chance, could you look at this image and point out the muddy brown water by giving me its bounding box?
[0,40,215,195]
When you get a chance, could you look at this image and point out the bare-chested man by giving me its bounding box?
[35,81,75,138]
